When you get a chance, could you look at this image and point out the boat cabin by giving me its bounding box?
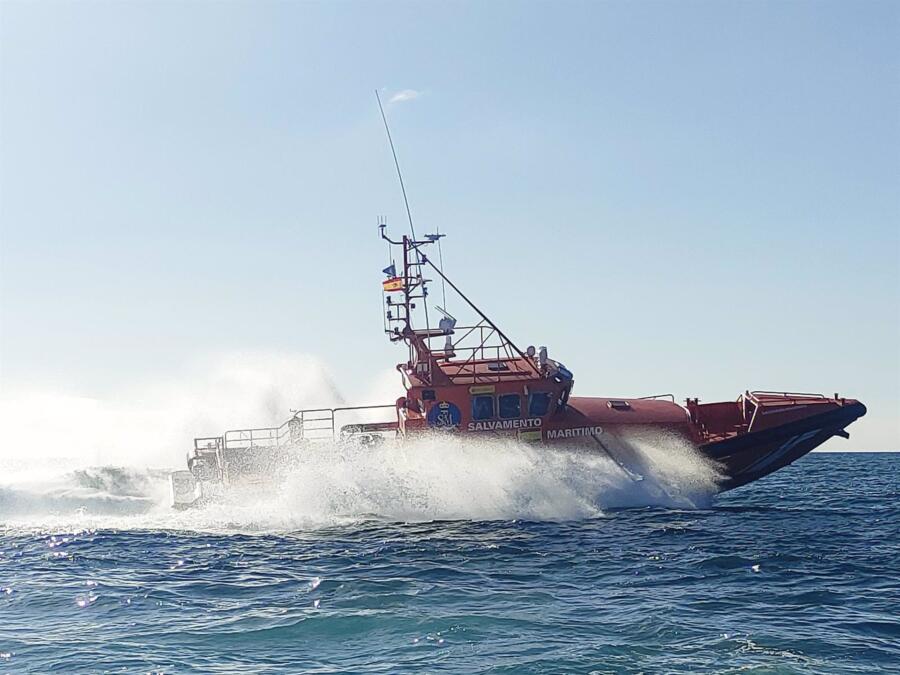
[397,345,574,438]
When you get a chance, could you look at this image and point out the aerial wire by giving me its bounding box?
[436,226,448,310]
[375,90,416,241]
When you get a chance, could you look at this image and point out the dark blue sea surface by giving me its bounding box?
[1,452,898,673]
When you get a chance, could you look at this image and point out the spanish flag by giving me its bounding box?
[382,276,404,292]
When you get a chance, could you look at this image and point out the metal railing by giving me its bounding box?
[223,427,281,449]
[193,436,224,452]
[744,390,831,434]
[416,321,538,384]
[637,393,676,402]
[211,404,397,451]
[749,390,827,400]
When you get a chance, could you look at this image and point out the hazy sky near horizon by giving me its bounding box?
[1,0,898,452]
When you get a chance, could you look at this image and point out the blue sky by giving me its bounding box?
[1,0,898,451]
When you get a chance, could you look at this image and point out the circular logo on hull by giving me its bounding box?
[427,401,462,430]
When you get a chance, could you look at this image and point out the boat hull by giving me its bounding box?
[701,401,867,490]
[169,398,867,508]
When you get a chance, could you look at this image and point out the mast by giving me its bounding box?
[375,90,431,333]
[375,96,541,383]
[379,225,542,381]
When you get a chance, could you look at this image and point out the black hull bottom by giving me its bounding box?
[701,402,867,491]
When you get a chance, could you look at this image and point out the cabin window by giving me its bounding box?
[472,395,495,420]
[498,394,521,419]
[528,392,552,417]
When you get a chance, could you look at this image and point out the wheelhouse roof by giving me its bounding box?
[431,356,544,385]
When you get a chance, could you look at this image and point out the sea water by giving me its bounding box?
[1,447,897,674]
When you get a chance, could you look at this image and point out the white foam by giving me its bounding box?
[0,350,722,533]
[0,433,722,534]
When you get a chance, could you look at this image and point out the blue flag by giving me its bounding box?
[382,263,396,277]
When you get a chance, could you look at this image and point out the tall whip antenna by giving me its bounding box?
[375,89,416,240]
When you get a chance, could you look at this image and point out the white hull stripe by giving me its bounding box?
[742,429,820,476]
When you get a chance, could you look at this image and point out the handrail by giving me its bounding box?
[333,404,397,414]
[749,390,827,399]
[637,393,676,402]
[288,407,333,418]
[205,403,398,450]
[194,436,223,451]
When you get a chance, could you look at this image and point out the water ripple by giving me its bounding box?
[0,453,898,673]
